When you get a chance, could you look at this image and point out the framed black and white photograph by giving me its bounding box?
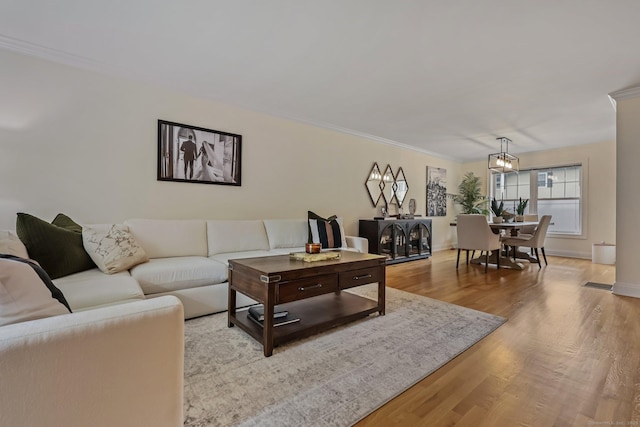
[426,166,447,216]
[157,120,241,186]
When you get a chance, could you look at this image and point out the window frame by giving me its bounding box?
[489,162,586,238]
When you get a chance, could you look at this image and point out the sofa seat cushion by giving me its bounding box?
[130,256,227,295]
[53,268,144,311]
[209,250,277,266]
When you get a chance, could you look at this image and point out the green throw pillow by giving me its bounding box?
[52,213,83,233]
[16,213,96,279]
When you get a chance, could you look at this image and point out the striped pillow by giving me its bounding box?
[308,216,347,249]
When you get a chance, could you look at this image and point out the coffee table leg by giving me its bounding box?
[263,285,275,357]
[228,284,236,328]
[378,267,386,316]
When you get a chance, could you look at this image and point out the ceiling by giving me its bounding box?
[1,0,638,162]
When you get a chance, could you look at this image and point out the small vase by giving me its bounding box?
[492,216,503,224]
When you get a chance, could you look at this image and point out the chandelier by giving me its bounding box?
[488,137,519,173]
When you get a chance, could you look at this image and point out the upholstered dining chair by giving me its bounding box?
[456,214,502,272]
[503,215,552,268]
[518,214,539,237]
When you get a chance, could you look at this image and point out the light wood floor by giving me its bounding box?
[356,249,640,427]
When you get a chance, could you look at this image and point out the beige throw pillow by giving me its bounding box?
[0,255,71,327]
[0,230,29,259]
[82,224,148,274]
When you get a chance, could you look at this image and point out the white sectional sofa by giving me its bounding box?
[0,217,366,426]
[53,218,367,319]
[0,295,185,427]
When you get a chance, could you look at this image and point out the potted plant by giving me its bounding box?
[448,172,488,215]
[515,197,529,222]
[490,198,505,223]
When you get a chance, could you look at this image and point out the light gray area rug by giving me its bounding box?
[183,285,506,427]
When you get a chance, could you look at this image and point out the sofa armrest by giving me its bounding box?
[346,235,368,253]
[0,296,184,427]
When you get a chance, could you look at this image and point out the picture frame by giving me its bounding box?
[157,120,242,186]
[426,166,447,216]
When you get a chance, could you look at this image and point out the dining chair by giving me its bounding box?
[456,214,502,272]
[519,214,539,237]
[502,215,552,268]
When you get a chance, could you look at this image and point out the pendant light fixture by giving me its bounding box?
[488,137,519,173]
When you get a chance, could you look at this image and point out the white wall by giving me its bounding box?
[0,49,462,251]
[463,140,616,258]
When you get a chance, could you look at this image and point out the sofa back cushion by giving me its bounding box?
[124,219,207,258]
[263,219,308,250]
[207,220,269,256]
[0,255,71,326]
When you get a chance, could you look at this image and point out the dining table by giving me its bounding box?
[475,220,540,269]
[488,220,538,237]
[450,219,541,270]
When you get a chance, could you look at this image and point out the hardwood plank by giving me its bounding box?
[355,249,640,426]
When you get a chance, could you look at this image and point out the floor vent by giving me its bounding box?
[583,282,613,291]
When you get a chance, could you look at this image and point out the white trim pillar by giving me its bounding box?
[610,87,640,298]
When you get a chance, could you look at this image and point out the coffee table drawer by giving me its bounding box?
[339,267,383,290]
[277,273,338,304]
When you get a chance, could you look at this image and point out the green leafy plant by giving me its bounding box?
[490,198,505,217]
[447,172,488,214]
[516,197,529,215]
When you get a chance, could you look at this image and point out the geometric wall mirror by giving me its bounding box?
[394,167,409,207]
[365,162,384,207]
[381,164,396,208]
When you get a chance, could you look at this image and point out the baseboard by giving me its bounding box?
[612,281,640,298]
[544,249,592,260]
[437,243,594,260]
[432,243,453,252]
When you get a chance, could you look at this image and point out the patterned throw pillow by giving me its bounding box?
[308,211,348,249]
[82,224,149,274]
[0,254,71,327]
[16,213,96,279]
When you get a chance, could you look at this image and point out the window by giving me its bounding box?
[491,165,582,235]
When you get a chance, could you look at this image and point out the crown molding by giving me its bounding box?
[609,86,640,102]
[272,113,458,162]
[0,34,146,83]
[0,34,459,163]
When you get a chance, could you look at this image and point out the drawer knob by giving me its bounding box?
[298,283,323,291]
[353,274,372,280]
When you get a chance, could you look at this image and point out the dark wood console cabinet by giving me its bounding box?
[359,218,432,264]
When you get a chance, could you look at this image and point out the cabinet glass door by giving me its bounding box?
[394,224,408,259]
[379,225,394,260]
[408,223,431,256]
[379,224,408,260]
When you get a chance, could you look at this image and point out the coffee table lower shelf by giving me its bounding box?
[230,292,380,352]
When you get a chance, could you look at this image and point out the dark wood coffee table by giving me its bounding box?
[228,251,386,356]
